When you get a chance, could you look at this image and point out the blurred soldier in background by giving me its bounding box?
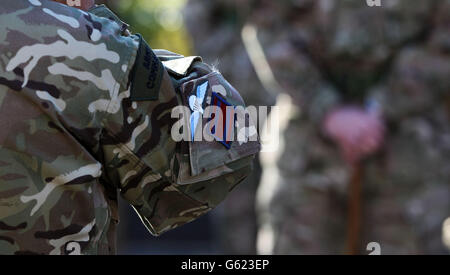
[185,0,450,254]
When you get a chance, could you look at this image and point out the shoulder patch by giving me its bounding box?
[130,34,164,101]
[208,92,235,149]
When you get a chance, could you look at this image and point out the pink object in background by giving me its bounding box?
[323,106,385,164]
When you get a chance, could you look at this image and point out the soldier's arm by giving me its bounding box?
[0,0,258,238]
[88,6,260,235]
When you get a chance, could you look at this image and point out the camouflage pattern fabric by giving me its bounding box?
[0,0,257,255]
[185,0,450,254]
[254,0,450,254]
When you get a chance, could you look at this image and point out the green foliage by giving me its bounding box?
[108,0,193,55]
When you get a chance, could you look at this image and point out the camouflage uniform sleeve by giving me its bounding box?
[92,19,260,235]
[0,1,141,254]
[100,45,260,235]
[0,1,139,133]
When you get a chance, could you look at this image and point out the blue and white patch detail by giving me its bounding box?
[189,81,208,141]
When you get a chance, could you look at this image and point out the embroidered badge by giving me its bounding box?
[189,81,208,141]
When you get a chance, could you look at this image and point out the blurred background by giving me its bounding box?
[99,0,450,255]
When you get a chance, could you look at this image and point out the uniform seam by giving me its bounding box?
[100,34,141,169]
[103,36,138,115]
[106,133,146,169]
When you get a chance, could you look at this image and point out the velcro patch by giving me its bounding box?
[130,34,164,101]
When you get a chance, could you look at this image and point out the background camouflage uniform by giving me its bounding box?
[0,0,257,255]
[185,0,450,254]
